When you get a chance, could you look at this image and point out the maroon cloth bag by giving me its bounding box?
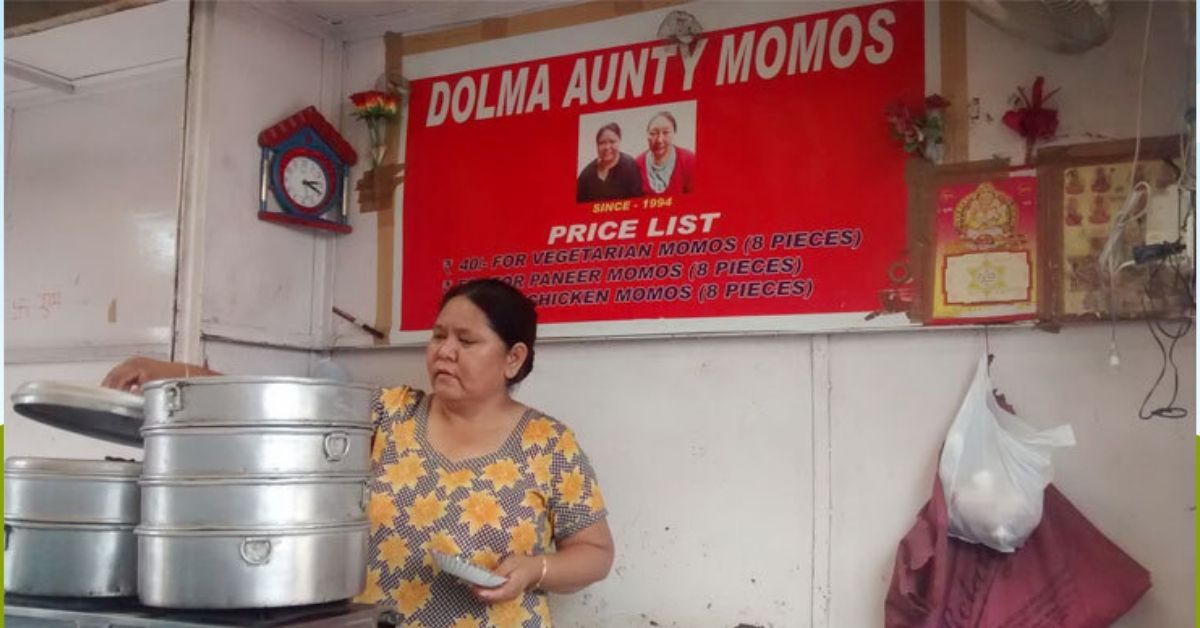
[885,477,1151,628]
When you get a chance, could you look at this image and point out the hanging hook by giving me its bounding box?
[657,10,703,46]
[984,324,993,373]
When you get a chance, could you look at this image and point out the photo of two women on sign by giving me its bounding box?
[575,101,697,203]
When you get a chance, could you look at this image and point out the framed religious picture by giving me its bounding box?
[1036,136,1189,323]
[907,159,1040,325]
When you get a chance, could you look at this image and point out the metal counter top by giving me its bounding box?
[3,595,382,628]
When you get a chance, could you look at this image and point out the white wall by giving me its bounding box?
[968,1,1192,164]
[3,1,341,454]
[185,1,343,351]
[5,76,185,358]
[4,16,187,458]
[333,33,387,347]
[329,2,1195,627]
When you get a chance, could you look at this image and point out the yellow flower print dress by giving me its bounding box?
[357,386,607,627]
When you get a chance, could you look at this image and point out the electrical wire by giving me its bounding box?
[1093,0,1194,421]
[1181,112,1196,195]
[1098,182,1151,366]
[1139,316,1190,420]
[1181,109,1196,270]
[1099,0,1155,366]
[1132,1,1197,421]
[1098,182,1152,279]
[1137,256,1192,420]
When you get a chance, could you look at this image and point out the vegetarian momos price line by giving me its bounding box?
[439,206,864,311]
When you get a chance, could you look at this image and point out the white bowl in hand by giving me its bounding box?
[433,552,507,588]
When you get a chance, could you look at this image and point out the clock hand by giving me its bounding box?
[302,180,322,193]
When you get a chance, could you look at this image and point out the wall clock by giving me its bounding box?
[257,106,358,234]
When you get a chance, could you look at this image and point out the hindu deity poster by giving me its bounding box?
[1059,159,1181,317]
[930,171,1038,323]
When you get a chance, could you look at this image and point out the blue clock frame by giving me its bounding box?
[258,106,358,234]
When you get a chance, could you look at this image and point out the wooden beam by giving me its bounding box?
[404,0,689,56]
[5,0,161,39]
[939,1,969,163]
[373,32,405,343]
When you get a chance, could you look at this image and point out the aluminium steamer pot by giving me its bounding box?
[139,475,369,528]
[4,457,141,597]
[135,376,374,608]
[5,522,138,597]
[5,457,141,524]
[140,377,375,429]
[140,425,373,478]
[135,522,369,609]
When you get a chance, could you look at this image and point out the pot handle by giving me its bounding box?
[360,481,371,512]
[163,382,184,416]
[323,432,351,462]
[239,538,272,565]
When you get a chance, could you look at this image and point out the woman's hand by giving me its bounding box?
[469,553,544,604]
[101,357,178,392]
[471,520,614,602]
[101,357,218,392]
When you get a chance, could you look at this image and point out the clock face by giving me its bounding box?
[280,152,333,213]
[258,112,353,234]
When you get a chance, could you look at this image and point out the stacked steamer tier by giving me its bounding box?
[137,377,375,609]
[5,382,147,599]
[4,457,142,597]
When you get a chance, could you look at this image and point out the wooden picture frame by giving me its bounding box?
[907,158,1043,325]
[1035,135,1189,323]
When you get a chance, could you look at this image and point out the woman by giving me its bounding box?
[637,111,695,196]
[576,122,643,203]
[102,278,614,626]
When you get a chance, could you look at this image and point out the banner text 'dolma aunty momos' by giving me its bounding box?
[424,8,899,127]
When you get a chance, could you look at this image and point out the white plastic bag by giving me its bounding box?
[938,354,1076,553]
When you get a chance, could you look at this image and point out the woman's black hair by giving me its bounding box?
[440,278,538,385]
[596,122,622,142]
[647,111,677,132]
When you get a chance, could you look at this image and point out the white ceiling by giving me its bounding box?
[4,0,577,97]
[285,1,573,39]
[292,0,541,23]
[5,0,189,95]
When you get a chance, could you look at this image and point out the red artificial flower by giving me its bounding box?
[924,94,951,110]
[349,90,398,119]
[349,89,401,167]
[885,94,949,160]
[1002,76,1060,162]
[349,90,382,109]
[379,94,399,116]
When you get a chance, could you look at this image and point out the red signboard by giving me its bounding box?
[401,2,925,330]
